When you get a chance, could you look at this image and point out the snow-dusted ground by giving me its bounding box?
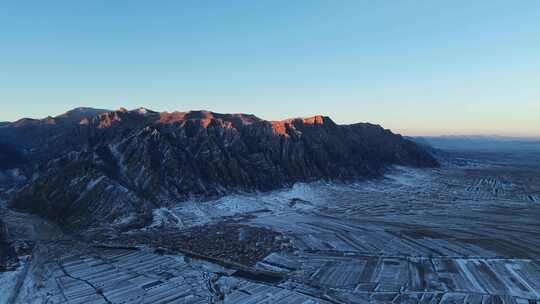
[0,265,23,304]
[131,163,540,302]
[3,162,540,303]
[155,166,435,229]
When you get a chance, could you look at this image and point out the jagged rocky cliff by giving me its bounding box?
[1,107,438,228]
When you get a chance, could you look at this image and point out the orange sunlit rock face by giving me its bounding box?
[271,121,288,136]
[302,115,325,125]
[269,115,332,136]
[97,112,122,129]
[157,112,187,124]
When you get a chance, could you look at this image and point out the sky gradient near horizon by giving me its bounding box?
[1,1,539,137]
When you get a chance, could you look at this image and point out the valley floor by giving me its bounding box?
[1,153,540,303]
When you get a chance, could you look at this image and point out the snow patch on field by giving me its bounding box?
[169,183,324,227]
[0,264,24,304]
[158,167,434,229]
[113,213,137,226]
[149,207,184,228]
[384,166,433,188]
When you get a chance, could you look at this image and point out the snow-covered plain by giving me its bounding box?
[3,162,540,303]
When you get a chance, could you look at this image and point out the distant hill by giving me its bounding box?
[0,107,111,163]
[414,135,540,152]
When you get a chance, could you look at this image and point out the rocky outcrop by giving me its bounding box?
[6,108,438,228]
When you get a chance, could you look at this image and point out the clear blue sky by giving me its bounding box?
[1,1,539,136]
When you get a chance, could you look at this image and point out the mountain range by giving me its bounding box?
[0,107,438,229]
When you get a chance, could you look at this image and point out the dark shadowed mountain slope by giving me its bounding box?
[0,143,27,170]
[0,218,18,271]
[6,107,438,228]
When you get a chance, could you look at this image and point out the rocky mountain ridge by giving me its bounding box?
[1,107,438,228]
